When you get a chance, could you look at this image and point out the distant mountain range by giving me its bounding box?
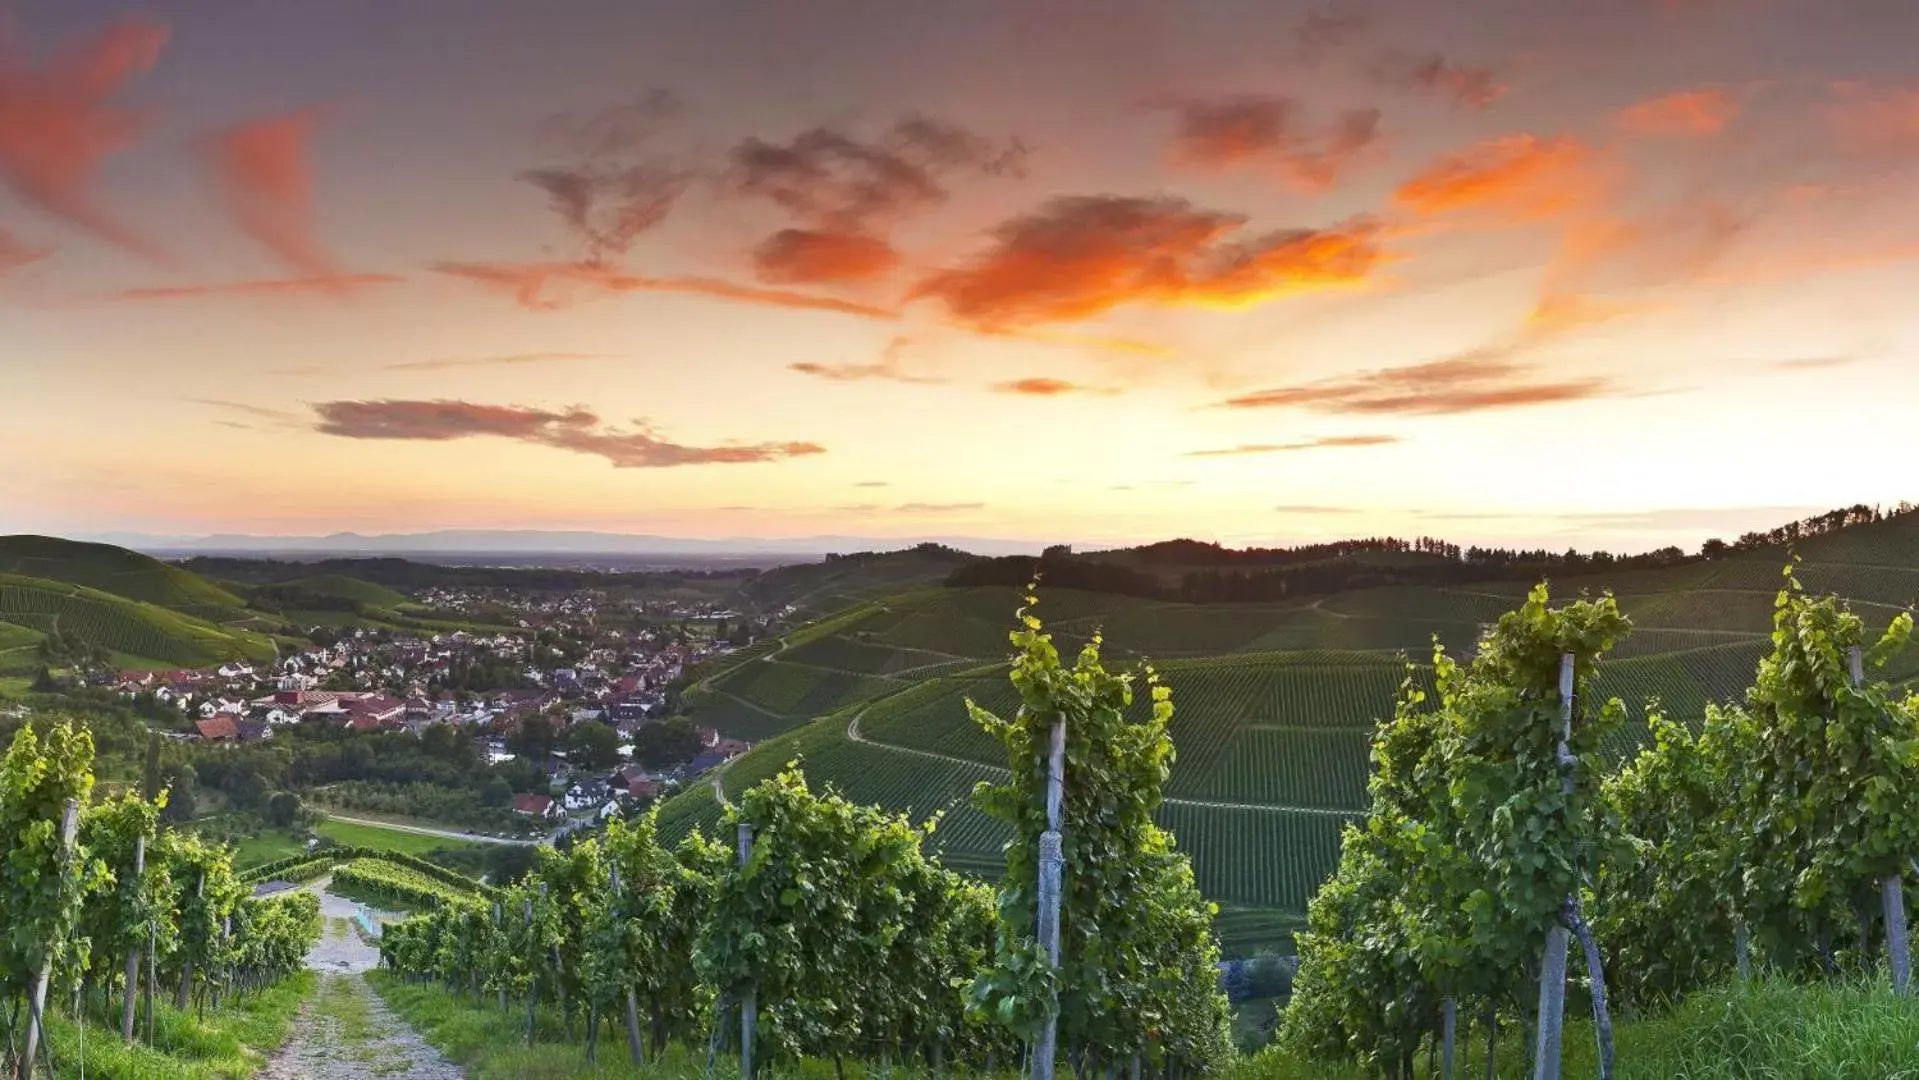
[82,530,1050,562]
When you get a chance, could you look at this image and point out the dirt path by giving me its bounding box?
[258,888,464,1080]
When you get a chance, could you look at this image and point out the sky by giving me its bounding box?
[3,0,1918,553]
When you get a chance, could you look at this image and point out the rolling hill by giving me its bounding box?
[0,535,248,615]
[0,573,278,668]
[658,510,1919,957]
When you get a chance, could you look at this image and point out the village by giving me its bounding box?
[104,606,757,834]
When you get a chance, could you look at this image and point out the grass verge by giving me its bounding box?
[40,970,313,1080]
[1237,976,1919,1080]
[316,818,488,856]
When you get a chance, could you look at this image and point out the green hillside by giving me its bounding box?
[661,512,1919,957]
[0,573,277,668]
[283,572,411,608]
[0,534,248,613]
[734,543,982,618]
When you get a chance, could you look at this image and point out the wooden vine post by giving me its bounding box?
[177,871,204,1010]
[121,833,145,1045]
[524,892,537,1047]
[1032,715,1067,1080]
[20,798,79,1080]
[1851,646,1911,994]
[493,902,506,1013]
[1529,652,1616,1080]
[614,864,645,1065]
[738,821,757,1080]
[1531,655,1576,1080]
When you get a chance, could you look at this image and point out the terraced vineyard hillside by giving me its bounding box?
[0,573,278,667]
[0,534,250,614]
[662,515,1919,956]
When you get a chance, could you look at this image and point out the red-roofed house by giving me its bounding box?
[511,793,558,819]
[195,716,238,742]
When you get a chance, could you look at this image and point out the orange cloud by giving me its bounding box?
[1153,95,1382,190]
[1186,434,1400,456]
[311,399,824,468]
[789,336,942,384]
[205,108,341,279]
[911,195,1383,329]
[109,273,403,301]
[1394,134,1597,220]
[990,377,1119,396]
[1614,89,1739,136]
[1217,354,1611,415]
[433,259,898,319]
[752,228,901,284]
[0,17,171,262]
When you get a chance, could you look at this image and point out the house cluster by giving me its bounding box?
[508,727,754,823]
[111,617,727,742]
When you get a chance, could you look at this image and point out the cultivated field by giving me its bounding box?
[667,516,1919,955]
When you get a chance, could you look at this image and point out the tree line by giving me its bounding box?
[950,503,1916,605]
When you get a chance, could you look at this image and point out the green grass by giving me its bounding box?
[39,970,313,1080]
[231,827,308,868]
[372,971,977,1080]
[315,818,487,857]
[0,675,33,698]
[1239,976,1919,1079]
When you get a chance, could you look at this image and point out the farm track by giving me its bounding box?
[259,888,464,1080]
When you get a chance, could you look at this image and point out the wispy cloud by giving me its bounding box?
[1292,11,1505,107]
[1187,434,1401,456]
[0,17,172,263]
[1394,134,1599,221]
[1274,504,1363,514]
[383,352,602,373]
[1216,351,1612,415]
[894,502,984,513]
[1828,83,1919,152]
[0,230,51,275]
[1150,95,1382,191]
[911,194,1382,329]
[1765,355,1860,371]
[855,480,890,488]
[108,273,402,301]
[433,259,898,319]
[310,399,824,468]
[203,108,344,280]
[1614,89,1740,136]
[522,89,690,261]
[188,398,305,427]
[789,336,943,383]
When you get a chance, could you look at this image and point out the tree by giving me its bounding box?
[266,791,302,827]
[569,721,622,771]
[633,718,701,769]
[511,716,556,762]
[481,776,514,808]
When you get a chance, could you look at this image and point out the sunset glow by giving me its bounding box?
[5,1,1918,552]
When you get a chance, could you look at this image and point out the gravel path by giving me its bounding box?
[258,885,465,1080]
